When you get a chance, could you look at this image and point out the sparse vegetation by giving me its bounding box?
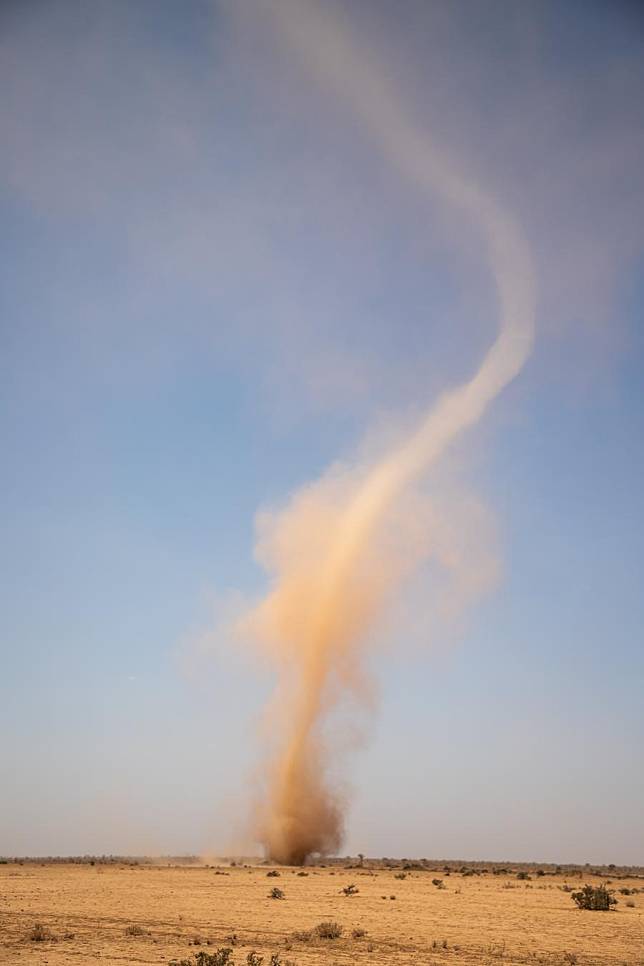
[7,859,644,964]
[341,882,359,895]
[266,869,281,877]
[269,886,285,899]
[571,884,617,911]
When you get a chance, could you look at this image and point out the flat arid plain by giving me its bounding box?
[1,860,643,966]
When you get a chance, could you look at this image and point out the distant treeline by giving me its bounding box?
[0,855,200,866]
[318,856,644,878]
[1,855,642,877]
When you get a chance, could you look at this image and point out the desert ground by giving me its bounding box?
[1,859,643,966]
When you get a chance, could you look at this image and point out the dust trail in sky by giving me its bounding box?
[241,0,536,864]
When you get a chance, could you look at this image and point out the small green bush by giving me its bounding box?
[571,884,616,911]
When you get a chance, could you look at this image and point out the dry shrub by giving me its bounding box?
[314,921,343,940]
[170,949,234,966]
[487,941,506,958]
[29,922,55,942]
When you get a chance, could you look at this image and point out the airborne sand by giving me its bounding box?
[236,1,536,865]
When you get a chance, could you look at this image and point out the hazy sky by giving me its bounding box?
[1,0,643,864]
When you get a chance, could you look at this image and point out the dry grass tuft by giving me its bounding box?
[29,922,55,942]
[313,920,343,940]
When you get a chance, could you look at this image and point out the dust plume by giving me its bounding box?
[241,0,536,865]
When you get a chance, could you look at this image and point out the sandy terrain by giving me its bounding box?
[1,862,643,965]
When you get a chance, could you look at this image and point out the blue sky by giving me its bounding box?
[1,0,643,863]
